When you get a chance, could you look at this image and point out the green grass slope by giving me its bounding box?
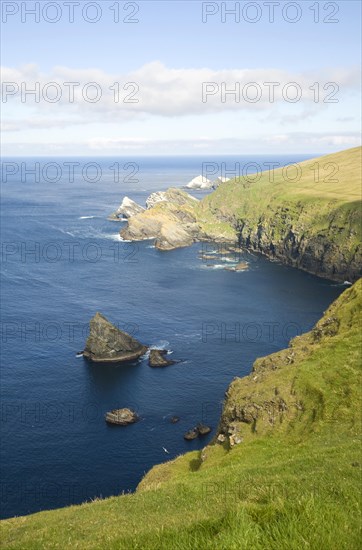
[198,147,362,281]
[1,280,361,549]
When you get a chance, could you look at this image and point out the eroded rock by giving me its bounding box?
[184,424,212,440]
[196,423,212,436]
[83,312,147,363]
[184,428,199,440]
[109,197,145,220]
[149,349,176,367]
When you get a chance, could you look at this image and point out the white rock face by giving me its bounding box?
[146,191,168,209]
[115,197,145,219]
[186,175,212,190]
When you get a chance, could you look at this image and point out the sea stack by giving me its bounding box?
[109,197,145,220]
[149,349,176,367]
[83,312,147,363]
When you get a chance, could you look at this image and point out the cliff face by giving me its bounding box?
[233,200,361,282]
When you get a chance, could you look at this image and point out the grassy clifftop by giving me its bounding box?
[199,147,362,281]
[2,280,361,549]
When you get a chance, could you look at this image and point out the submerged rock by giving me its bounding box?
[149,349,176,367]
[170,416,180,424]
[83,312,147,363]
[225,261,249,272]
[109,197,145,220]
[105,408,139,425]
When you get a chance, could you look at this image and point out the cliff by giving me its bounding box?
[120,147,362,281]
[2,280,361,548]
[201,147,361,282]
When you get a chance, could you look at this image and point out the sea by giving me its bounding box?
[0,155,345,519]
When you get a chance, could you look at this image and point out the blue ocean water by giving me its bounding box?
[0,156,344,519]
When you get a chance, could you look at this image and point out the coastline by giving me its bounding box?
[119,148,362,283]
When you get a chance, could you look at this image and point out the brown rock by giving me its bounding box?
[83,312,147,363]
[196,423,212,436]
[149,349,176,367]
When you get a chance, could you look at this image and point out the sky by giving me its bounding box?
[1,0,361,156]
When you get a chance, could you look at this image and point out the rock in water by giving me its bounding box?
[83,312,147,363]
[184,428,199,440]
[184,424,212,440]
[121,189,202,251]
[105,408,139,425]
[149,349,176,367]
[196,423,212,436]
[225,261,249,272]
[109,197,145,220]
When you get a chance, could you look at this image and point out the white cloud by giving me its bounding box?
[1,61,360,123]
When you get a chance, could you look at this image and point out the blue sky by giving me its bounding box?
[1,0,361,155]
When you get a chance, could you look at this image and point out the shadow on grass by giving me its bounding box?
[189,453,202,472]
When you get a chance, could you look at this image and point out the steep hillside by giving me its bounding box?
[2,280,361,549]
[200,147,362,281]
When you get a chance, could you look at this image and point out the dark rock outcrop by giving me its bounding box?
[105,408,139,425]
[184,424,212,440]
[184,428,199,440]
[149,349,176,367]
[196,423,212,436]
[83,312,147,363]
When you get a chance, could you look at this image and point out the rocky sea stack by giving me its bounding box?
[149,349,176,367]
[83,312,147,363]
[109,197,145,221]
